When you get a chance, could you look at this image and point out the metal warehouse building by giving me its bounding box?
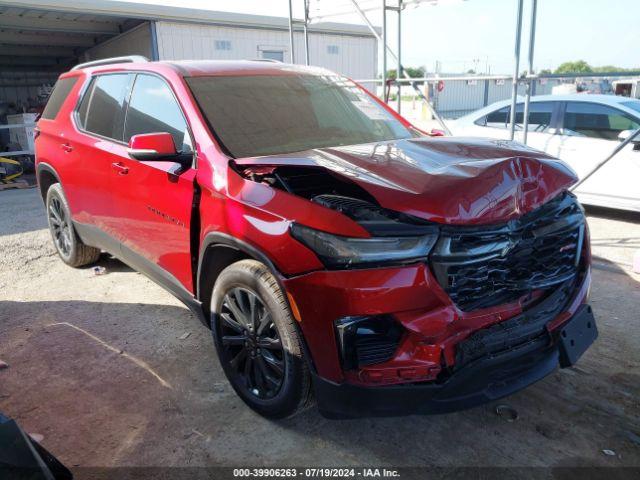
[0,0,378,111]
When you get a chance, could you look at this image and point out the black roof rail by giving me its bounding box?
[71,55,150,71]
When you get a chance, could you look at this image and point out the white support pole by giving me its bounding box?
[348,0,451,134]
[397,0,402,114]
[382,0,387,102]
[509,0,524,140]
[288,0,295,63]
[522,0,537,145]
[303,0,310,65]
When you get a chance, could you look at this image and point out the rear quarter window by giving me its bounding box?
[41,77,79,120]
[476,106,510,128]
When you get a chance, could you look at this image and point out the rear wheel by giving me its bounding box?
[46,183,101,267]
[211,259,312,419]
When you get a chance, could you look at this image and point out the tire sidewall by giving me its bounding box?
[46,184,77,264]
[211,262,307,418]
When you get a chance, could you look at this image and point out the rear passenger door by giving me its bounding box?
[108,73,197,293]
[71,73,133,241]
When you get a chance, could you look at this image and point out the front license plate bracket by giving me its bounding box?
[558,304,597,368]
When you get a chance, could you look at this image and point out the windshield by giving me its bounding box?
[622,100,640,116]
[186,74,414,158]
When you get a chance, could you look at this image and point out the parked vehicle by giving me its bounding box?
[613,78,640,99]
[35,57,596,419]
[450,94,640,212]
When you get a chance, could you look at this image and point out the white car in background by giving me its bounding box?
[450,94,640,212]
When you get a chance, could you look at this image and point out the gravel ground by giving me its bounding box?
[1,187,639,472]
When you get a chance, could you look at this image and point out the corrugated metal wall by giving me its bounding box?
[84,22,153,61]
[431,78,581,119]
[155,21,377,88]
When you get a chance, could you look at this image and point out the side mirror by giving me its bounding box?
[127,132,177,160]
[618,129,640,143]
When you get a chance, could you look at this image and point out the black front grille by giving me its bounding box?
[431,193,585,311]
[454,279,574,369]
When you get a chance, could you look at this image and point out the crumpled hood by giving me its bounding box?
[235,137,578,225]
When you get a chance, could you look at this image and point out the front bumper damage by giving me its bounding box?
[283,259,594,418]
[283,243,594,418]
[281,192,595,418]
[312,278,596,419]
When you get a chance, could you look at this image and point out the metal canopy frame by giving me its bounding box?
[286,0,543,139]
[286,0,639,195]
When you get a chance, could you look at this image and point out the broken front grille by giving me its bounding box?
[430,193,585,311]
[454,280,574,369]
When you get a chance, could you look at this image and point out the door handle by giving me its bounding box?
[61,143,73,153]
[111,162,129,175]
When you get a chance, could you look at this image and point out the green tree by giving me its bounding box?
[554,60,593,74]
[593,65,619,72]
[381,66,425,80]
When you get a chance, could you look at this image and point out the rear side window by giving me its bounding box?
[77,74,131,141]
[514,102,554,132]
[476,102,554,131]
[41,77,78,120]
[563,102,640,140]
[124,74,191,151]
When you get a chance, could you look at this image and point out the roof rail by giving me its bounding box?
[71,55,150,71]
[250,58,282,63]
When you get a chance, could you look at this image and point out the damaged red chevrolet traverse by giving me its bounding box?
[35,58,596,418]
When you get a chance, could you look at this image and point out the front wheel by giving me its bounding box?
[211,259,312,419]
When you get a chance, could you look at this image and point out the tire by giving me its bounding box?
[46,183,101,267]
[211,259,312,419]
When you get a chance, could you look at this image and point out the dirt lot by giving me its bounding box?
[1,187,639,472]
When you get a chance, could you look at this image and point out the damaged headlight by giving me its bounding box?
[290,223,438,268]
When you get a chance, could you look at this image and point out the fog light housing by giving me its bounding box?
[335,315,403,370]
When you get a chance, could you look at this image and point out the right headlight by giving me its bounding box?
[290,223,438,269]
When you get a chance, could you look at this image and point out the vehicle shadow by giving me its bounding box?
[86,253,135,273]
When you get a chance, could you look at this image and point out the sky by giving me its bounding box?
[124,0,639,74]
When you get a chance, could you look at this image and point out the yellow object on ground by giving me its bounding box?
[0,156,23,182]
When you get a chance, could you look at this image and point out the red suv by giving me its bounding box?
[35,57,596,419]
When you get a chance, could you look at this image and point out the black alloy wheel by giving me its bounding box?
[48,196,72,257]
[45,183,101,267]
[220,287,285,399]
[211,259,312,418]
